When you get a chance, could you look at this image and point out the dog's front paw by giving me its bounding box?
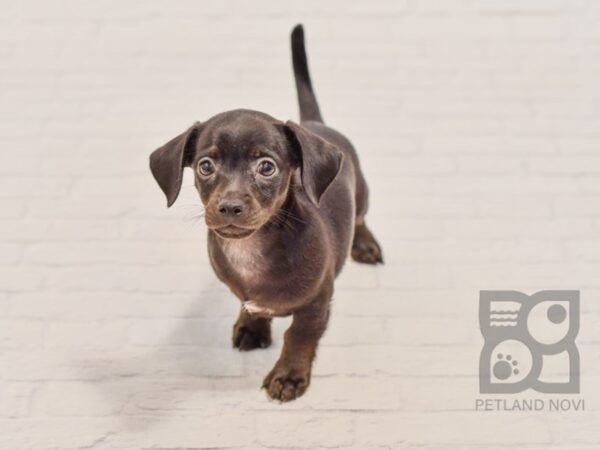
[351,224,383,264]
[262,361,310,402]
[232,319,271,351]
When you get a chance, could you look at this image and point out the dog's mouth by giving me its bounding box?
[214,225,255,239]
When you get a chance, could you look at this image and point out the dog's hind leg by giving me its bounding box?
[352,220,383,264]
[351,167,384,265]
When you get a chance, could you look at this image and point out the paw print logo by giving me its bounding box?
[484,338,532,386]
[494,353,519,380]
[479,290,579,394]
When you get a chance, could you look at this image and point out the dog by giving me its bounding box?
[149,24,383,402]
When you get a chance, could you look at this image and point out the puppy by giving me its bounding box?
[150,25,383,402]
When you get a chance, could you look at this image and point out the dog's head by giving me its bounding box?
[149,110,342,239]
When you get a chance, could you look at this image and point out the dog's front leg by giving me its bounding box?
[262,294,330,402]
[232,307,272,351]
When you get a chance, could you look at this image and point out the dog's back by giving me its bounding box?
[290,25,379,267]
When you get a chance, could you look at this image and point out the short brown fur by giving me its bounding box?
[149,25,383,402]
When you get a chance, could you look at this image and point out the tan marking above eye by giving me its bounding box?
[207,147,218,158]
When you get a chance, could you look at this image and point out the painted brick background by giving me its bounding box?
[1,0,600,448]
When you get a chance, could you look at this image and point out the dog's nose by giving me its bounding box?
[217,198,245,217]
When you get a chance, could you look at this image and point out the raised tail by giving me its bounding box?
[291,24,323,123]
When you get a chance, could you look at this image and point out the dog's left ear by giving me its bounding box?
[149,122,202,207]
[283,121,343,206]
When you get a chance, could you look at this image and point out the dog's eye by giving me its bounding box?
[198,158,215,176]
[256,158,277,178]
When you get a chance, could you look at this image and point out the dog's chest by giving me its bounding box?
[221,238,277,314]
[221,238,266,285]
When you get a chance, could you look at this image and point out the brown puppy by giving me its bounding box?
[149,25,383,402]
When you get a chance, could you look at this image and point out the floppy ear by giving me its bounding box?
[283,121,343,205]
[149,122,202,207]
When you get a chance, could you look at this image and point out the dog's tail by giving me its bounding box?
[291,24,323,123]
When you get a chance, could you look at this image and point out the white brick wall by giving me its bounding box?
[1,0,600,448]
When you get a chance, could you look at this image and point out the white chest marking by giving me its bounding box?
[221,236,264,282]
[243,300,275,315]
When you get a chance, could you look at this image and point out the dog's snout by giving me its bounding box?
[217,198,246,217]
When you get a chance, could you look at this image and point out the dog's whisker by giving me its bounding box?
[179,204,205,212]
[285,212,307,225]
[272,210,297,232]
[278,206,305,223]
[182,208,207,226]
[275,208,307,229]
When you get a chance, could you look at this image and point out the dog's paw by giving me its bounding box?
[262,362,310,402]
[351,224,383,265]
[232,323,271,351]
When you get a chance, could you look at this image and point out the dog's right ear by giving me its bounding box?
[149,122,202,207]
